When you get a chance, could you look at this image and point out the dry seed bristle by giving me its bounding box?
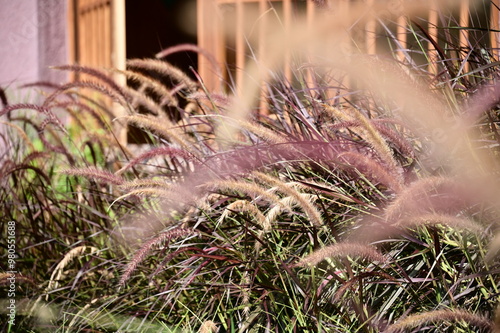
[127,58,198,92]
[323,104,403,181]
[327,120,415,159]
[207,179,283,207]
[195,193,226,211]
[219,200,269,231]
[120,69,179,107]
[119,228,195,286]
[188,91,231,108]
[112,187,174,204]
[52,64,127,100]
[209,115,288,145]
[46,246,100,300]
[239,120,288,144]
[385,309,493,333]
[264,194,315,225]
[62,167,125,185]
[116,146,194,175]
[485,232,500,263]
[0,121,35,151]
[349,107,400,171]
[396,214,483,234]
[384,176,459,223]
[44,81,127,108]
[118,178,171,190]
[297,242,386,267]
[121,85,164,116]
[124,114,194,153]
[338,151,403,192]
[254,172,323,226]
[199,320,219,333]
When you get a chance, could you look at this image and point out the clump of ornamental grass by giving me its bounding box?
[3,1,500,332]
[0,82,137,331]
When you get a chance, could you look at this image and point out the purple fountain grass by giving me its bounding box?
[32,122,73,162]
[53,101,108,128]
[21,151,51,165]
[42,81,130,108]
[188,91,232,109]
[115,146,195,175]
[219,199,269,232]
[0,120,35,151]
[338,150,404,192]
[3,163,51,184]
[395,213,484,234]
[62,167,125,186]
[127,58,198,92]
[207,179,283,207]
[333,271,395,302]
[120,69,179,107]
[123,114,195,153]
[0,103,66,132]
[295,241,387,267]
[118,227,196,287]
[327,119,416,160]
[118,178,173,191]
[253,171,324,226]
[21,81,63,89]
[383,176,464,223]
[52,64,129,101]
[384,309,493,333]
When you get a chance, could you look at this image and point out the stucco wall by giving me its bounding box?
[0,0,40,87]
[37,0,68,84]
[0,0,68,88]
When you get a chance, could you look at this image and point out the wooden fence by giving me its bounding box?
[197,0,500,93]
[69,0,126,78]
[69,0,127,142]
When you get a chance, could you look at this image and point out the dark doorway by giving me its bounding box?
[125,0,197,144]
[126,0,197,71]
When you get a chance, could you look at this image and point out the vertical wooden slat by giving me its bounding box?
[216,15,225,88]
[306,0,316,29]
[72,0,124,141]
[305,0,316,91]
[197,0,222,92]
[91,6,97,68]
[396,15,407,62]
[235,0,245,95]
[283,0,292,82]
[111,0,127,144]
[365,0,377,55]
[427,1,439,74]
[339,0,351,95]
[104,2,111,68]
[459,0,469,72]
[491,0,500,59]
[339,0,351,56]
[84,7,90,66]
[111,0,126,71]
[258,0,268,65]
[258,0,269,115]
[98,4,103,67]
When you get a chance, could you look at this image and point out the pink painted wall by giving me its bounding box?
[0,0,70,152]
[0,0,68,88]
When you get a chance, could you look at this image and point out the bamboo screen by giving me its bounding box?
[198,0,500,93]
